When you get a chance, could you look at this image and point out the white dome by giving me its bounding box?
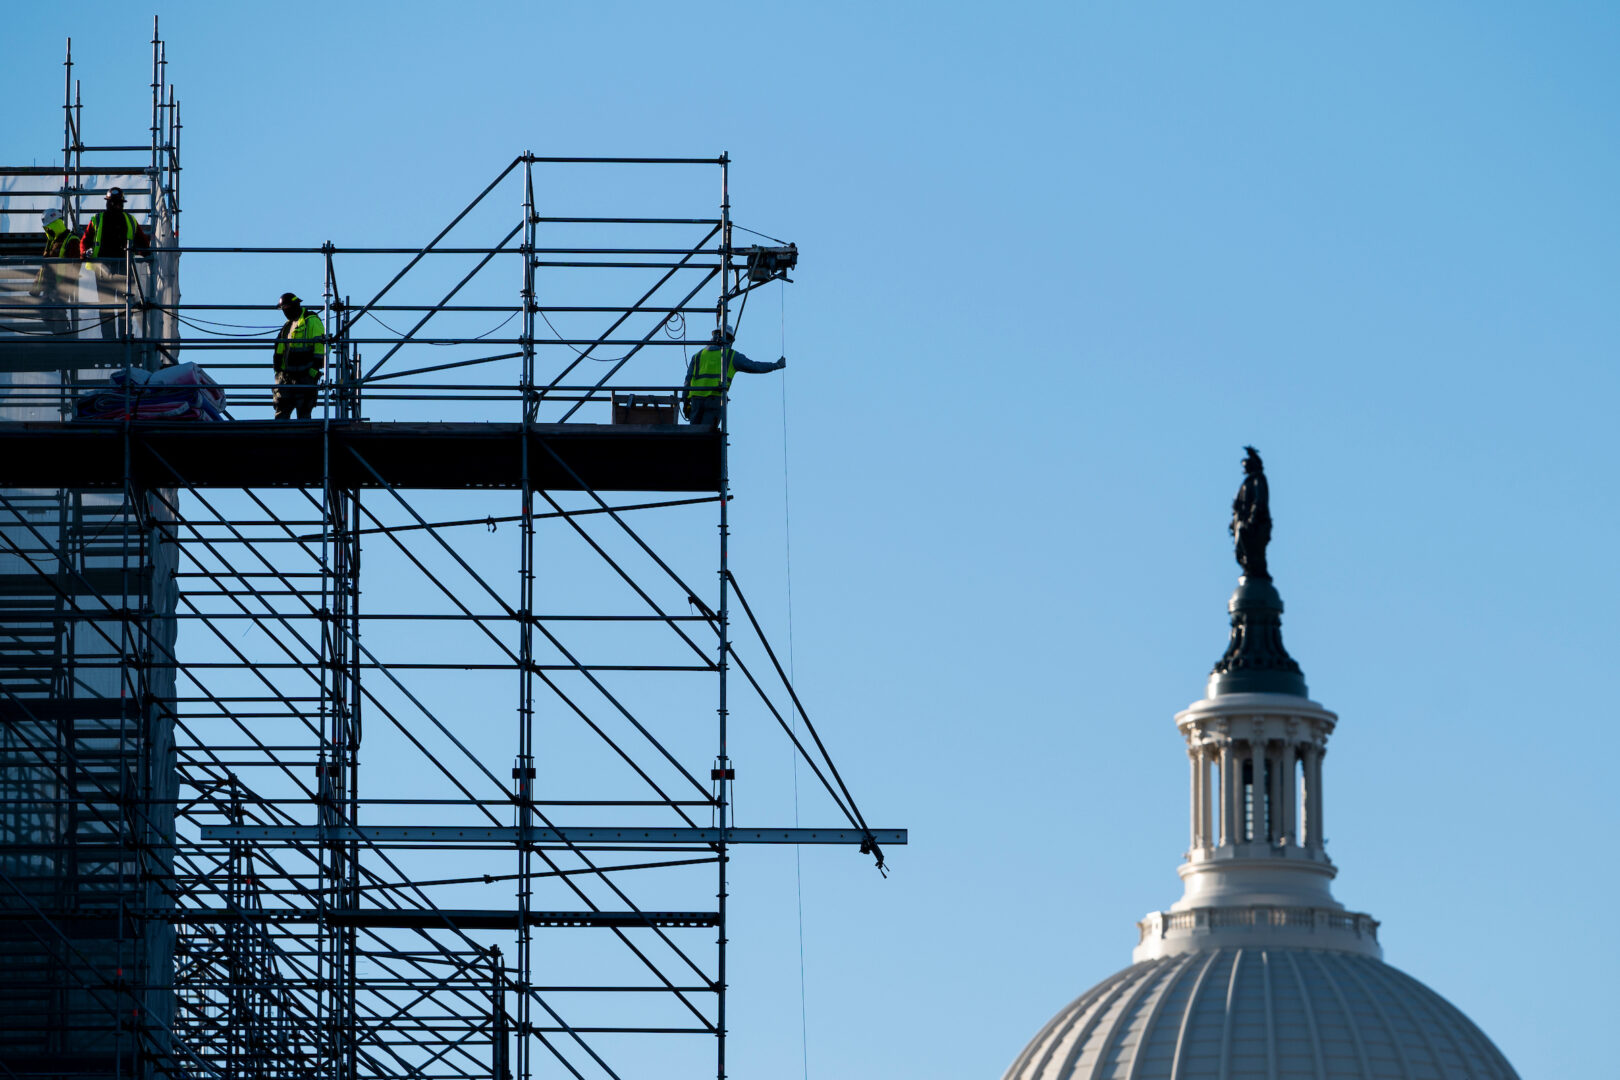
[1003,947,1518,1080]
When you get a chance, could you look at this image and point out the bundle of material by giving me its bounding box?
[74,363,228,421]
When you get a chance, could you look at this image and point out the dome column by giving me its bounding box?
[1199,745,1213,854]
[1263,744,1276,841]
[1302,744,1325,852]
[1280,740,1297,845]
[1221,742,1239,847]
[1189,745,1211,854]
[1247,737,1264,844]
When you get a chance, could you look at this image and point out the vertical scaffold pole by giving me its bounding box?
[150,17,160,220]
[73,79,83,220]
[715,150,733,1080]
[116,356,143,1077]
[318,393,336,1080]
[491,945,509,1080]
[320,237,362,1080]
[62,38,73,228]
[145,18,160,347]
[171,93,181,240]
[514,152,538,1080]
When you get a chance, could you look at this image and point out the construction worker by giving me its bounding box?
[681,323,786,427]
[78,187,149,340]
[28,208,80,336]
[272,293,326,420]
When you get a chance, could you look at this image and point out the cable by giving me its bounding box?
[0,319,86,337]
[780,284,810,1080]
[172,314,282,331]
[463,309,518,342]
[362,309,410,336]
[666,311,690,373]
[536,308,634,362]
[173,312,280,337]
[365,308,518,346]
[733,222,791,246]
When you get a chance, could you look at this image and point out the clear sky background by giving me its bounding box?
[5,3,1618,1078]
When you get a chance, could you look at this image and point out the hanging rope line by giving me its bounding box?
[781,284,811,1080]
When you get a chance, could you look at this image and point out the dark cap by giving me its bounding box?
[277,292,301,307]
[106,187,125,201]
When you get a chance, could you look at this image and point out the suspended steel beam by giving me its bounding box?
[200,826,908,845]
[162,909,722,929]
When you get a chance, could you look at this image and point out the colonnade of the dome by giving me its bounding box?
[1178,698,1334,866]
[1188,734,1324,855]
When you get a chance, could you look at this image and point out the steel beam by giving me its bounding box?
[162,909,721,929]
[199,825,907,845]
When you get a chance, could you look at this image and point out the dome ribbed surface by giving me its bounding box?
[1003,948,1517,1080]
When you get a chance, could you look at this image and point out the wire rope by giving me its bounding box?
[734,222,792,246]
[780,283,811,1080]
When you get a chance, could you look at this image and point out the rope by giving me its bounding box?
[780,284,811,1080]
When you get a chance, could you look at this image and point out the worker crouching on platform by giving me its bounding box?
[272,292,326,420]
[682,322,785,427]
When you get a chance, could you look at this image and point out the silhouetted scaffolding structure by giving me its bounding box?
[0,21,899,1080]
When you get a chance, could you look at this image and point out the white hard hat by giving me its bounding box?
[42,208,64,228]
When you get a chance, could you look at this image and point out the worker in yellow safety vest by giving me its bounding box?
[78,187,149,340]
[30,208,81,335]
[272,292,326,420]
[682,322,786,427]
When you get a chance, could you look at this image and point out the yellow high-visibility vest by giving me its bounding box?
[88,212,138,258]
[685,347,736,399]
[274,310,327,372]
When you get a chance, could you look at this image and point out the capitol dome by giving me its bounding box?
[1003,949,1517,1080]
[1003,451,1519,1080]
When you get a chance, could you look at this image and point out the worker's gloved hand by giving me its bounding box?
[775,356,788,370]
[308,367,321,380]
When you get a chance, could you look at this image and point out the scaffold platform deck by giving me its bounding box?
[0,420,721,491]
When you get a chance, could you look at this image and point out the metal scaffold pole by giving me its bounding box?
[514,151,539,1080]
[714,151,733,1080]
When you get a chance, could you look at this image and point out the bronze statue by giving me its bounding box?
[1210,446,1305,695]
[1230,446,1271,580]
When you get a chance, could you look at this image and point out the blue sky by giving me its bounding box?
[5,3,1618,1077]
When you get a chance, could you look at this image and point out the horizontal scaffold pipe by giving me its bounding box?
[521,155,725,164]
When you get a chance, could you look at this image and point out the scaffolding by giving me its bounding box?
[0,21,900,1080]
